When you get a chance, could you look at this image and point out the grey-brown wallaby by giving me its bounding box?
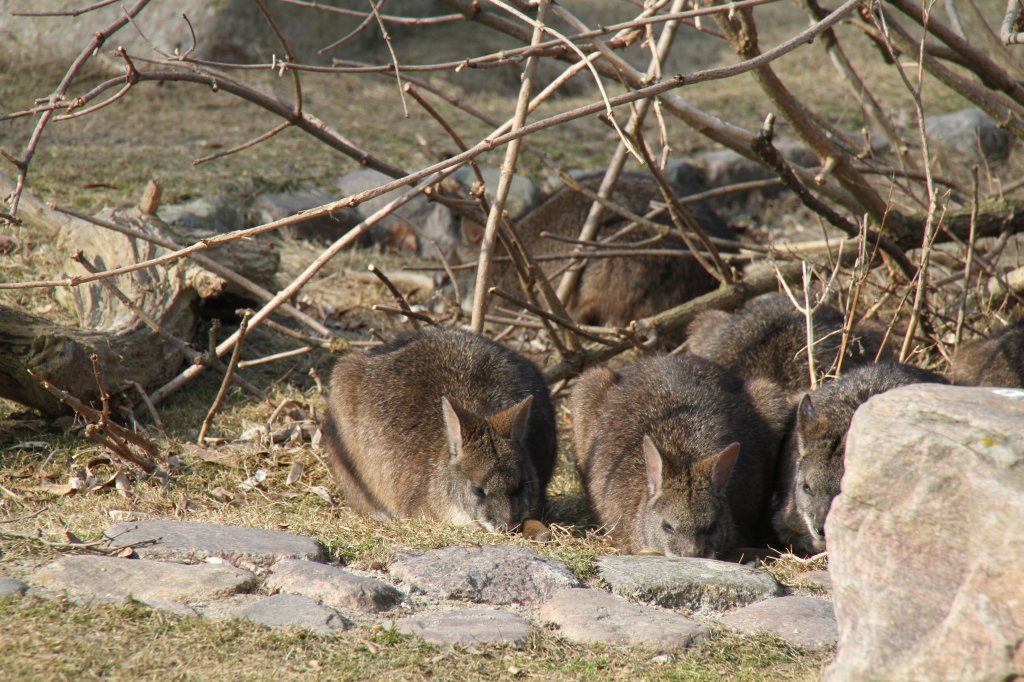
[951,317,1024,388]
[771,361,947,553]
[571,354,789,557]
[321,326,557,532]
[686,293,888,395]
[460,170,735,327]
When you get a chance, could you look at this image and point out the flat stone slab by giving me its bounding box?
[394,608,529,647]
[235,594,350,634]
[389,545,580,605]
[266,559,403,612]
[799,570,832,593]
[0,577,29,597]
[540,588,709,650]
[598,556,782,612]
[719,595,837,649]
[106,521,324,568]
[31,555,255,603]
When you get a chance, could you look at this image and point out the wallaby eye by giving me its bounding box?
[471,485,486,500]
[802,481,812,494]
[661,520,675,535]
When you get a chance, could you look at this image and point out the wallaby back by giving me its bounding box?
[464,171,734,327]
[571,355,788,557]
[951,317,1024,388]
[686,293,888,395]
[322,327,556,530]
[772,361,947,553]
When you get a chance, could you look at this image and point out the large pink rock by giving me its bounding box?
[825,384,1024,681]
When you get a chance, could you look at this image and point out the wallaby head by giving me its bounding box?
[440,395,539,532]
[792,394,845,552]
[785,361,948,552]
[639,436,740,558]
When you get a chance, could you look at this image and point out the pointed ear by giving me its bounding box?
[797,394,815,427]
[441,397,464,462]
[642,435,664,497]
[709,442,740,491]
[490,395,533,442]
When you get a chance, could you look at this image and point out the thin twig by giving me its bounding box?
[198,311,253,445]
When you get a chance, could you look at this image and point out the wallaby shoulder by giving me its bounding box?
[686,293,888,394]
[951,317,1024,388]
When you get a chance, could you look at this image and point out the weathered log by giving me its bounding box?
[0,177,280,415]
[0,305,192,415]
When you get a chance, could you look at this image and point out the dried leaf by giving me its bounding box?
[209,486,234,504]
[182,443,242,469]
[311,427,322,449]
[238,468,267,491]
[116,547,135,558]
[115,471,131,498]
[285,461,304,486]
[19,483,76,496]
[306,485,332,503]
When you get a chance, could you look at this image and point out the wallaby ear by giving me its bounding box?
[709,442,740,491]
[642,435,664,497]
[797,394,815,427]
[441,397,464,462]
[490,395,533,442]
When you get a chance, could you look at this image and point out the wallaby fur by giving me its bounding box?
[459,171,735,327]
[951,317,1024,388]
[571,354,789,557]
[322,326,557,531]
[686,293,888,395]
[772,361,947,553]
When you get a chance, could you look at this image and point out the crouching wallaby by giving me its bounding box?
[571,355,788,558]
[951,317,1024,388]
[686,293,888,395]
[771,361,947,553]
[459,171,735,328]
[322,327,557,534]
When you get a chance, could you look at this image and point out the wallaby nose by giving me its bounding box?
[815,524,826,539]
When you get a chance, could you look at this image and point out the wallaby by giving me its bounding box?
[772,361,947,553]
[456,171,736,328]
[321,326,557,532]
[686,293,889,395]
[571,354,789,558]
[951,317,1024,388]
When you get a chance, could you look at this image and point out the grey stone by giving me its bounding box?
[159,196,241,233]
[250,190,360,244]
[0,577,29,597]
[335,169,458,257]
[452,167,542,220]
[598,556,782,612]
[105,520,325,568]
[135,598,200,618]
[235,594,350,634]
[825,384,1024,682]
[540,588,709,650]
[799,570,833,593]
[31,555,255,603]
[266,559,402,612]
[925,108,1011,163]
[0,1,448,67]
[719,596,837,649]
[700,141,816,202]
[389,545,579,605]
[394,608,529,647]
